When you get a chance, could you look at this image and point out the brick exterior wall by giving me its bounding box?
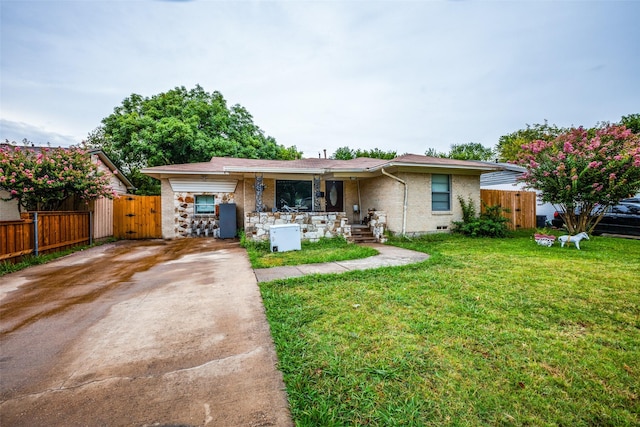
[159,172,480,239]
[358,172,481,236]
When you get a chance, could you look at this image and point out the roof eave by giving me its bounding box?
[371,161,502,173]
[223,166,326,174]
[89,149,136,190]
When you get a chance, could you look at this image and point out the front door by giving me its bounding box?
[325,180,343,212]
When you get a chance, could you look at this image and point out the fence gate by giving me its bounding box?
[480,189,536,230]
[113,195,161,239]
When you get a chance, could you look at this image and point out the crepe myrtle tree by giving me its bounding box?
[516,125,640,233]
[0,144,117,211]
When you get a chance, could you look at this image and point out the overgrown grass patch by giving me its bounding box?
[243,236,378,269]
[260,232,640,426]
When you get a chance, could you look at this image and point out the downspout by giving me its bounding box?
[381,168,407,235]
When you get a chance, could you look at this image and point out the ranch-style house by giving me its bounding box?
[141,154,501,242]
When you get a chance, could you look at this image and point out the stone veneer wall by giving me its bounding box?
[245,211,352,242]
[173,192,235,238]
[368,210,387,243]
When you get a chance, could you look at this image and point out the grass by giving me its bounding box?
[259,231,640,426]
[0,238,117,276]
[243,236,379,269]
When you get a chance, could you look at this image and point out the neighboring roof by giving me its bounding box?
[142,153,502,179]
[88,149,135,190]
[480,162,526,186]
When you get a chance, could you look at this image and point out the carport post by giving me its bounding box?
[33,211,39,257]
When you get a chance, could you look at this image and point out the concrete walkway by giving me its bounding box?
[254,243,430,282]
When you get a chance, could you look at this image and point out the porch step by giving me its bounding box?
[350,225,378,243]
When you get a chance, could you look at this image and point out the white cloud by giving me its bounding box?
[1,0,638,157]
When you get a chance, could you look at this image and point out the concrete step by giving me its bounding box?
[349,225,377,243]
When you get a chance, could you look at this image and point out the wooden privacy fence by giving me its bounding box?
[481,189,536,230]
[0,211,92,263]
[113,195,161,239]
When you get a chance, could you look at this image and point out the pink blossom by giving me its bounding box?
[563,142,573,153]
[571,175,578,181]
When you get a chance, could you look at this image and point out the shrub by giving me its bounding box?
[452,196,511,237]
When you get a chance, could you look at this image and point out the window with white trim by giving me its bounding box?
[195,195,215,214]
[431,174,451,211]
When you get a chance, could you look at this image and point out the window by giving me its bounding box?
[195,195,215,214]
[431,174,451,211]
[276,180,312,210]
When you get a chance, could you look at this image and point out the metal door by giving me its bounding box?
[325,181,343,212]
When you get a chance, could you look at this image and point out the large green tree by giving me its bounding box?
[446,142,494,161]
[620,113,640,134]
[497,121,564,162]
[425,142,494,161]
[516,124,640,233]
[86,85,301,194]
[331,147,397,160]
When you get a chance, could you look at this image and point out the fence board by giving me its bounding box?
[0,212,90,263]
[113,195,161,239]
[480,189,537,230]
[93,197,113,239]
[0,220,34,261]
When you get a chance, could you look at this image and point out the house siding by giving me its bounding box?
[156,169,483,239]
[359,176,401,230]
[0,189,20,220]
[160,177,243,238]
[358,172,480,236]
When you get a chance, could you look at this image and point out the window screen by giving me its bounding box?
[195,195,215,214]
[431,174,451,211]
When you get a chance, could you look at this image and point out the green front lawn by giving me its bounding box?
[259,232,640,426]
[243,236,378,269]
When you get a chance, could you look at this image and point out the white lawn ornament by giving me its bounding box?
[558,232,590,250]
[534,233,556,247]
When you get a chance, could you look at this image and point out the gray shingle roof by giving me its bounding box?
[141,153,502,176]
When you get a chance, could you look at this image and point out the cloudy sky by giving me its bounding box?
[1,0,639,158]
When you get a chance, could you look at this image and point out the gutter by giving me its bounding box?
[381,168,407,235]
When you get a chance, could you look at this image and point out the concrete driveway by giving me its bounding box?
[0,239,293,427]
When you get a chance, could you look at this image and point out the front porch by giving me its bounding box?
[244,210,387,243]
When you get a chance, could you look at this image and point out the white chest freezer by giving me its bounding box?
[269,224,301,252]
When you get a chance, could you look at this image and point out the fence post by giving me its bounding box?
[89,211,93,246]
[33,211,39,257]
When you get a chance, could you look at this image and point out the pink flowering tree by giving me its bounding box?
[0,144,117,211]
[516,125,640,233]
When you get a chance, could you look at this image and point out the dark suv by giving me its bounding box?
[552,198,640,236]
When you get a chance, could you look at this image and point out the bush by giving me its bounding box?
[452,196,511,238]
